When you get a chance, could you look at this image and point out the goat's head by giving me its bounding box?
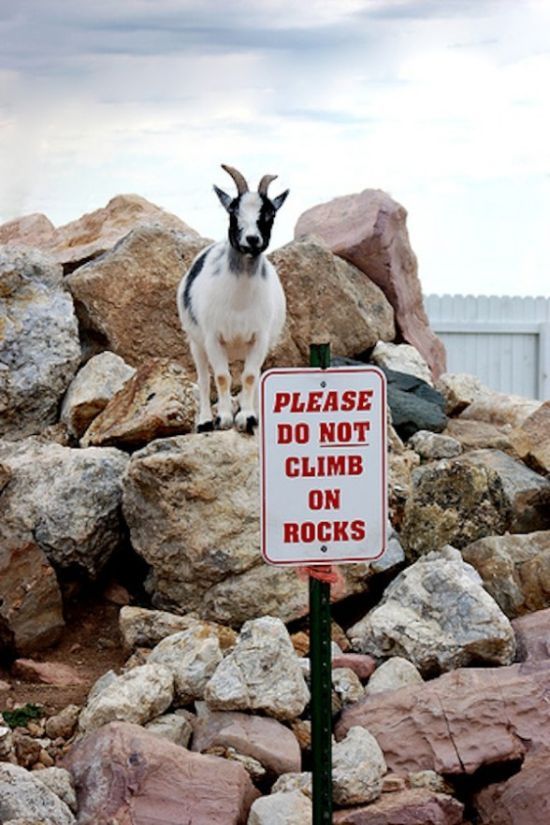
[214,164,289,256]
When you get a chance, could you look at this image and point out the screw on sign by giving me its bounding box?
[260,345,388,824]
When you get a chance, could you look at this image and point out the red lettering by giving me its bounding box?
[307,391,323,412]
[357,390,373,411]
[284,523,299,542]
[273,392,291,412]
[351,520,366,541]
[285,457,299,477]
[277,424,293,444]
[333,521,349,541]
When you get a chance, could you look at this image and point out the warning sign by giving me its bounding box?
[260,367,387,566]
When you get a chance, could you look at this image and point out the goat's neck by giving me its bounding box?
[227,244,263,277]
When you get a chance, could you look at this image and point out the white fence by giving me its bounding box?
[424,294,550,400]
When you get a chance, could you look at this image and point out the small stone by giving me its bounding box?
[381,774,407,793]
[38,749,55,767]
[144,712,193,747]
[332,668,365,706]
[0,679,12,691]
[332,654,377,681]
[291,719,311,751]
[103,581,131,606]
[11,659,85,687]
[366,658,424,696]
[0,725,13,759]
[248,789,311,825]
[148,624,223,705]
[272,772,312,797]
[408,430,462,460]
[291,631,309,657]
[13,732,42,768]
[332,726,387,806]
[407,769,454,794]
[436,372,484,415]
[371,342,433,386]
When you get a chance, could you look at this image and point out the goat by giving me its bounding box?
[177,164,289,433]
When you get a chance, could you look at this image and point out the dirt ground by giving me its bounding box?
[0,594,128,717]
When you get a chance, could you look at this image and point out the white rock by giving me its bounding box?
[148,625,223,705]
[408,430,462,460]
[332,667,365,706]
[248,790,311,824]
[79,664,174,733]
[365,657,424,695]
[61,351,135,437]
[33,767,77,812]
[0,724,13,758]
[119,605,200,649]
[145,712,193,747]
[271,772,312,797]
[205,617,310,721]
[348,546,516,675]
[332,726,386,806]
[371,342,433,386]
[435,372,484,415]
[0,763,75,824]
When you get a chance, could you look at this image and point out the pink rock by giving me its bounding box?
[332,654,377,681]
[12,659,85,687]
[512,609,550,662]
[64,721,259,825]
[336,662,550,776]
[191,703,301,776]
[474,747,550,825]
[0,213,56,247]
[333,787,464,824]
[295,190,446,379]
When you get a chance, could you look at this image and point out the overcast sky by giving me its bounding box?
[1,0,549,296]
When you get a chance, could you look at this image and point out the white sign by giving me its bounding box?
[260,367,387,566]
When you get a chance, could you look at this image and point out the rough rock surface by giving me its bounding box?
[461,531,550,618]
[81,357,197,447]
[60,351,135,437]
[332,726,387,805]
[512,608,550,662]
[147,625,223,705]
[46,193,200,268]
[371,342,433,385]
[408,430,462,460]
[11,658,84,686]
[78,664,174,733]
[460,391,540,428]
[248,790,311,825]
[458,449,550,534]
[474,748,550,825]
[331,653,377,681]
[205,617,309,721]
[383,368,447,440]
[0,540,63,653]
[144,712,193,747]
[192,702,301,776]
[0,248,80,438]
[0,212,56,247]
[33,767,77,813]
[336,661,550,776]
[64,721,258,825]
[268,238,395,366]
[333,788,465,824]
[294,189,446,377]
[119,606,213,650]
[0,763,75,824]
[348,546,515,676]
[509,399,550,474]
[444,419,514,453]
[365,657,424,695]
[435,372,484,415]
[66,226,209,368]
[0,438,129,578]
[332,667,365,706]
[401,454,509,557]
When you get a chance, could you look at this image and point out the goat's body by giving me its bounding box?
[177,239,286,431]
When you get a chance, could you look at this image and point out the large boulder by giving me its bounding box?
[0,763,75,824]
[383,368,447,441]
[348,546,515,676]
[371,342,433,386]
[443,419,515,454]
[66,225,209,368]
[509,400,550,475]
[0,438,129,578]
[462,532,550,618]
[268,238,395,366]
[512,608,550,662]
[294,189,446,378]
[64,721,259,824]
[460,391,541,428]
[333,788,465,824]
[0,248,80,438]
[336,661,550,776]
[81,357,197,448]
[332,726,387,805]
[473,748,550,825]
[204,617,310,721]
[0,212,56,247]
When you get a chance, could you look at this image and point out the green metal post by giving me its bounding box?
[309,342,333,824]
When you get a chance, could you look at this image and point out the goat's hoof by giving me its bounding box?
[214,413,233,430]
[235,410,258,434]
[197,420,214,433]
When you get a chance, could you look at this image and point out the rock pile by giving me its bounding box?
[1,192,549,824]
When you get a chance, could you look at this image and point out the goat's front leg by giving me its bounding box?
[204,334,233,429]
[189,339,214,432]
[235,333,268,434]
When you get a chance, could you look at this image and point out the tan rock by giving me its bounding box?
[336,662,550,776]
[44,705,80,740]
[47,193,200,269]
[249,790,311,824]
[66,225,210,367]
[444,419,515,453]
[365,657,423,695]
[460,390,541,428]
[462,532,550,618]
[333,787,464,824]
[332,726,387,806]
[295,189,446,378]
[81,358,197,448]
[0,213,56,247]
[509,400,550,474]
[147,625,223,706]
[11,660,84,687]
[435,372,484,415]
[65,721,259,824]
[268,238,395,367]
[60,351,135,438]
[371,342,433,386]
[119,605,200,650]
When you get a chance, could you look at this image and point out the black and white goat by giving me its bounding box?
[177,164,289,433]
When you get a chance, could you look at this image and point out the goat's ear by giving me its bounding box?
[272,189,289,211]
[213,185,232,212]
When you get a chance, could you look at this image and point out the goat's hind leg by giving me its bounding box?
[190,339,214,432]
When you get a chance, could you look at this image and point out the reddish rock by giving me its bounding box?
[64,721,259,824]
[12,659,85,687]
[336,662,550,776]
[0,213,56,247]
[332,654,377,681]
[512,609,550,662]
[333,787,464,824]
[474,748,550,825]
[294,189,446,379]
[191,703,301,776]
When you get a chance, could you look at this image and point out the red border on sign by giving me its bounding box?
[259,367,388,567]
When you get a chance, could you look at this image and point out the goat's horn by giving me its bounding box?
[258,174,278,195]
[221,164,249,195]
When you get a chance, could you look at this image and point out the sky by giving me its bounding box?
[0,0,549,296]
